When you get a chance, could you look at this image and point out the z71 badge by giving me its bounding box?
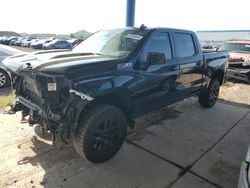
[117,63,132,69]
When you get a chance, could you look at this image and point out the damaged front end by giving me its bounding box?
[12,71,93,144]
[227,57,250,83]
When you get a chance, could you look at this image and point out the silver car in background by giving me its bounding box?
[0,44,21,88]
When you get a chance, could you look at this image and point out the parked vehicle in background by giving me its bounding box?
[43,39,72,49]
[0,36,12,44]
[4,26,229,163]
[21,38,38,47]
[219,40,250,83]
[68,38,83,47]
[1,36,18,45]
[0,44,21,88]
[0,36,5,44]
[26,39,39,47]
[30,38,54,49]
[0,36,8,44]
[14,38,26,46]
[9,37,20,45]
[238,145,250,188]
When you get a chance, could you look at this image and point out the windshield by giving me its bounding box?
[73,28,146,58]
[219,43,250,53]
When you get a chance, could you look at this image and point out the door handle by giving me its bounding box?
[170,65,179,71]
[196,61,203,66]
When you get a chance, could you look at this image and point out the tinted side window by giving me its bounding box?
[139,32,172,64]
[174,33,195,58]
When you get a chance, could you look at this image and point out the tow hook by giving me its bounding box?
[51,128,69,148]
[51,130,57,145]
[60,134,69,144]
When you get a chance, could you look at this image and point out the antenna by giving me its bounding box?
[139,24,147,30]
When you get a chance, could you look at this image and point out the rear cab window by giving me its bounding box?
[174,32,196,58]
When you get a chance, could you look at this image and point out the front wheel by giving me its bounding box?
[199,78,220,108]
[73,104,127,163]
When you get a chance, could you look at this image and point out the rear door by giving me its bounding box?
[173,32,204,96]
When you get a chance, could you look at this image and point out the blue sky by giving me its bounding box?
[0,0,249,34]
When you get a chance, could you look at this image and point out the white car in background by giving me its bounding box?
[0,44,21,88]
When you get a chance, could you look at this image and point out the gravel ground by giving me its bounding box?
[219,82,250,107]
[12,46,38,52]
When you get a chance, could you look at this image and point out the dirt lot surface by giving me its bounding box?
[219,82,250,107]
[12,46,38,53]
[0,87,250,188]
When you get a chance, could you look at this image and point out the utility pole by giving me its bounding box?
[126,0,136,27]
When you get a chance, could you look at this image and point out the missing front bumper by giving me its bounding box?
[227,68,250,83]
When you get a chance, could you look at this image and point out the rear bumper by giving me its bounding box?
[227,68,250,83]
[238,145,250,188]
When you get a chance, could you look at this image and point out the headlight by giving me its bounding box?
[243,57,250,66]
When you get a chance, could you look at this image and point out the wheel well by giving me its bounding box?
[212,70,224,85]
[94,92,133,124]
[162,75,177,82]
[0,68,10,82]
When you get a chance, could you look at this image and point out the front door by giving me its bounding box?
[133,31,181,116]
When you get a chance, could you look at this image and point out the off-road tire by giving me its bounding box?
[73,104,127,163]
[199,78,220,108]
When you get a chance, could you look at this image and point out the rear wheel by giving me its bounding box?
[73,104,127,163]
[199,78,220,108]
[0,69,10,88]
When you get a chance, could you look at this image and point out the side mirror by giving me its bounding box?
[146,52,165,65]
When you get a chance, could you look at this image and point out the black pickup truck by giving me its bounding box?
[3,26,229,163]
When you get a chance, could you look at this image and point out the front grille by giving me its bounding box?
[229,63,250,69]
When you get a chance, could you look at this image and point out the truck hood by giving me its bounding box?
[229,52,250,61]
[228,52,250,67]
[2,49,72,72]
[2,49,120,78]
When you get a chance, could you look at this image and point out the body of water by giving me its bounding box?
[197,31,250,41]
